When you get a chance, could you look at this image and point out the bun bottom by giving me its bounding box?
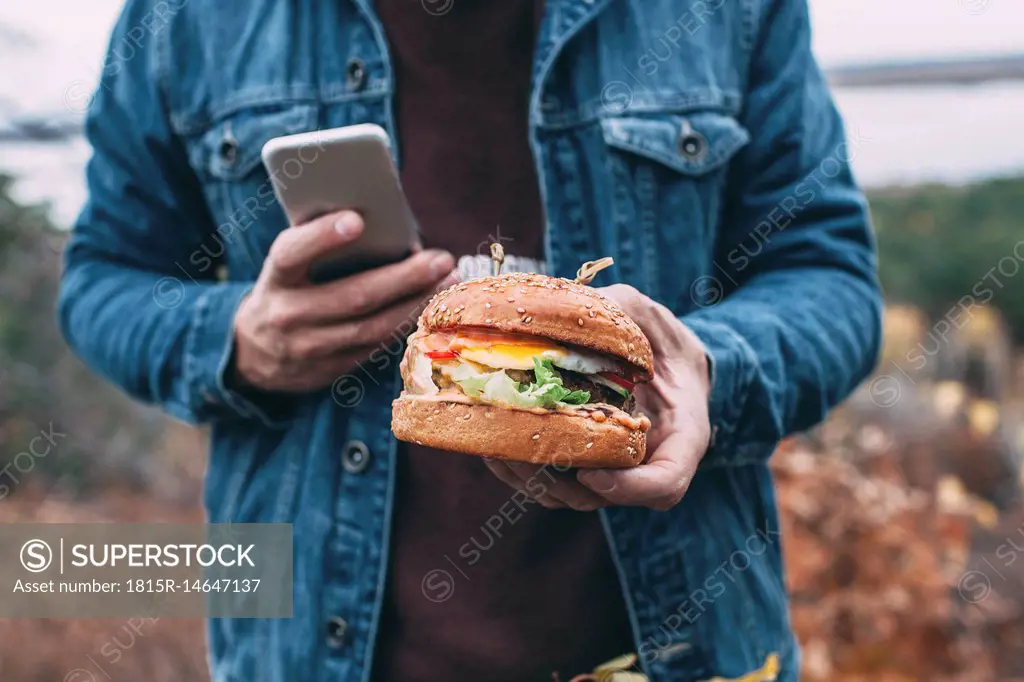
[391,395,646,469]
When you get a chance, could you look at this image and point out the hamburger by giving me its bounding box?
[391,272,653,468]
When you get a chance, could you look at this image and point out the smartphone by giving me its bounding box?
[261,123,420,282]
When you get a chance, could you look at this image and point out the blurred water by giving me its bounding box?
[834,83,1024,188]
[1,0,1023,227]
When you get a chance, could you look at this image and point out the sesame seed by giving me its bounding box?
[532,433,540,440]
[485,318,492,323]
[585,303,593,309]
[628,343,635,350]
[485,302,491,309]
[439,304,447,311]
[507,297,515,302]
[577,318,584,326]
[586,442,594,449]
[589,310,596,318]
[516,307,525,314]
[524,316,532,323]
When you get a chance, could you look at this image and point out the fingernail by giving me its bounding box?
[334,213,360,237]
[429,251,455,278]
[579,470,615,493]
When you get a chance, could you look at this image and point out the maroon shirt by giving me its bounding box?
[371,1,635,681]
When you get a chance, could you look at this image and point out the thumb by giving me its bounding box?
[265,210,365,286]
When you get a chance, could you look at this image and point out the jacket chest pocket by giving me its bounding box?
[599,111,749,305]
[182,103,318,279]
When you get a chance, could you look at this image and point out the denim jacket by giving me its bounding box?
[58,0,882,680]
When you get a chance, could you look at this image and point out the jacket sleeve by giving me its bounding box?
[58,1,278,426]
[681,0,883,467]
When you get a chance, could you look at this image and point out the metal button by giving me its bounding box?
[341,440,371,474]
[219,122,239,166]
[346,58,367,92]
[678,120,707,160]
[326,616,347,649]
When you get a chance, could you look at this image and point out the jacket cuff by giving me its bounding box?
[678,315,761,467]
[182,283,292,427]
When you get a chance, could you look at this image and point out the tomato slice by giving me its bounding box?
[599,371,635,392]
[425,350,459,360]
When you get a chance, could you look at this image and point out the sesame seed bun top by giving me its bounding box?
[420,272,654,380]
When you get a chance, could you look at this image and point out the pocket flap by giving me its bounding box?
[600,112,750,176]
[187,104,318,181]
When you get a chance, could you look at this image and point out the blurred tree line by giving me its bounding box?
[871,176,1024,342]
[0,173,199,503]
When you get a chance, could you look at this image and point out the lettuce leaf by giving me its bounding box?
[447,362,491,397]
[521,358,591,407]
[447,363,534,407]
[482,371,537,408]
[444,357,590,408]
[532,356,560,386]
[560,390,591,405]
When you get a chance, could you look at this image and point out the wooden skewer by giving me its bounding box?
[490,242,505,277]
[575,257,615,285]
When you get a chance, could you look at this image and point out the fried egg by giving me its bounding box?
[448,332,618,375]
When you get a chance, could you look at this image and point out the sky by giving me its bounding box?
[807,0,1023,65]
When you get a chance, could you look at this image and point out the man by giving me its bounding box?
[59,0,881,680]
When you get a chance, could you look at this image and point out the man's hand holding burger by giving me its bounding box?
[232,210,458,392]
[483,284,711,512]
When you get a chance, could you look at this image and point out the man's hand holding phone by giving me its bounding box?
[231,210,457,392]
